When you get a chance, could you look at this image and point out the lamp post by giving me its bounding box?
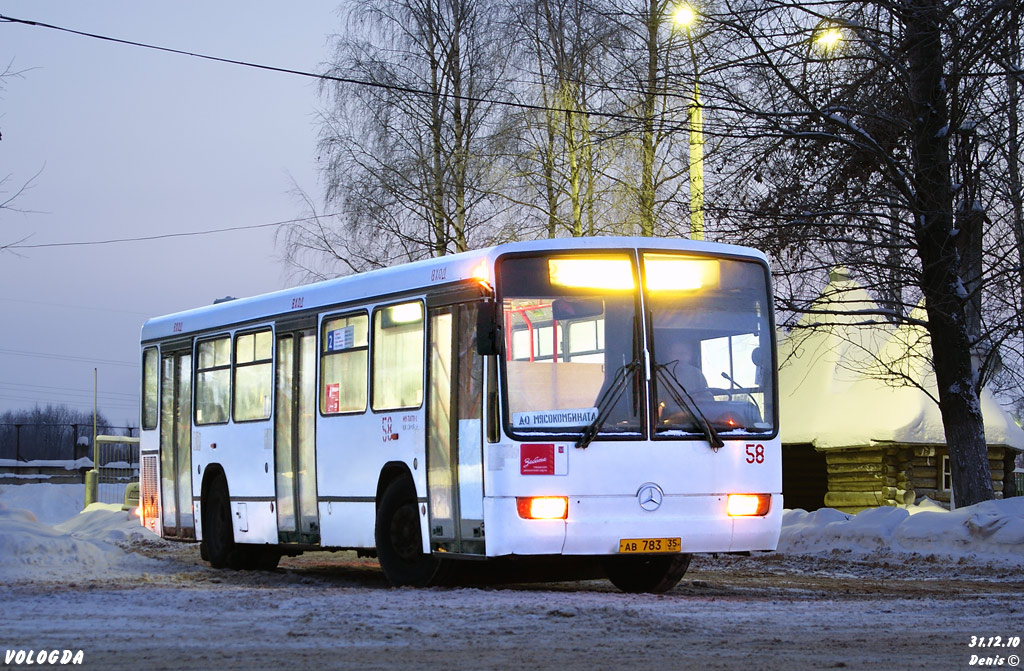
[673,4,704,241]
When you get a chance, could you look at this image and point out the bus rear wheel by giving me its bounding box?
[603,554,691,593]
[202,474,237,569]
[375,479,448,587]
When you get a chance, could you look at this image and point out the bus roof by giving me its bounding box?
[141,236,768,343]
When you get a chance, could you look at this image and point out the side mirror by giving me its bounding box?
[476,301,502,356]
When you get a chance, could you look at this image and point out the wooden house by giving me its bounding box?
[777,270,1024,513]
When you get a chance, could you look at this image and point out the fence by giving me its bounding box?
[91,435,141,506]
[0,424,137,462]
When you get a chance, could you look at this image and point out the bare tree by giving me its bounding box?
[1,60,40,253]
[500,0,643,239]
[705,0,1020,506]
[290,0,512,277]
[603,0,692,236]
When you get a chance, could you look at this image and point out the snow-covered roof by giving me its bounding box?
[778,271,1024,451]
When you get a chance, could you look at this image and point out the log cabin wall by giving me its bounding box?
[910,445,1006,505]
[822,447,915,514]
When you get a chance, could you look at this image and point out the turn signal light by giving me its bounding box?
[727,494,771,517]
[516,496,568,520]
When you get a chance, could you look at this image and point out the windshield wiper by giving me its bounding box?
[576,359,642,449]
[654,363,725,450]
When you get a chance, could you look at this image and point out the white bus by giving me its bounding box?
[139,236,781,593]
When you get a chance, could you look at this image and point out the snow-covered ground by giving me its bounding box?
[1,483,1021,585]
[1,484,1020,670]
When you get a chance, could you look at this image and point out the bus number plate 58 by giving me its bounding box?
[618,538,681,553]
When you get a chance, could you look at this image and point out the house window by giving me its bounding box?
[940,455,952,491]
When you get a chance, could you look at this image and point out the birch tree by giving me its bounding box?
[288,0,509,276]
[604,0,692,236]
[502,0,620,238]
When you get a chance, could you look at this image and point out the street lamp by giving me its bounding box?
[812,24,845,56]
[673,3,704,241]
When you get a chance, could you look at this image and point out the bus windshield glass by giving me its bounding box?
[646,253,774,437]
[499,254,641,436]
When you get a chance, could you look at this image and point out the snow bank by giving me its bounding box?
[56,504,156,545]
[0,503,160,582]
[0,487,164,583]
[779,497,1024,565]
[0,483,85,524]
[2,484,1022,584]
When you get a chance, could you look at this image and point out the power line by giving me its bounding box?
[0,381,139,399]
[0,297,152,317]
[0,396,140,412]
[0,347,137,368]
[0,13,654,124]
[7,213,339,250]
[0,392,139,409]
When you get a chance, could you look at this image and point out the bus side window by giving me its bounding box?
[195,335,231,425]
[372,301,424,411]
[321,313,369,414]
[233,330,273,422]
[142,347,159,430]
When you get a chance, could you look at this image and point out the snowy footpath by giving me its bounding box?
[1,484,1022,670]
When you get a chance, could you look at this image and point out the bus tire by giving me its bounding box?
[238,547,282,571]
[202,474,239,569]
[603,553,691,594]
[375,478,446,587]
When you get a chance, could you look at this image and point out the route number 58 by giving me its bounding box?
[745,443,765,464]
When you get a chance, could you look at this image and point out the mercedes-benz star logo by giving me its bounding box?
[637,483,664,512]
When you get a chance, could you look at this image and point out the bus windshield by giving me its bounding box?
[646,253,774,437]
[499,251,774,440]
[500,254,641,436]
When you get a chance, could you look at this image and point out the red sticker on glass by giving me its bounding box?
[326,384,340,413]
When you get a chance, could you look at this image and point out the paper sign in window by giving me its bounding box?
[326,383,341,413]
[327,326,355,352]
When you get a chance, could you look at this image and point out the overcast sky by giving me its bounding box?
[1,2,339,422]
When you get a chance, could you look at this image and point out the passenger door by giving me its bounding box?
[274,329,320,544]
[159,348,194,538]
[426,302,485,555]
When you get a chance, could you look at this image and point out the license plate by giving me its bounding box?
[618,537,681,553]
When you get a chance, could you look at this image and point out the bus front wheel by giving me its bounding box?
[603,553,691,593]
[202,475,282,571]
[375,479,448,587]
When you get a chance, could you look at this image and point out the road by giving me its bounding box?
[1,541,1020,670]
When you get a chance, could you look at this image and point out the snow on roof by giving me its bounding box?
[778,272,1024,450]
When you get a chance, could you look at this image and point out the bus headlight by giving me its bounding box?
[516,496,568,520]
[727,494,771,517]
